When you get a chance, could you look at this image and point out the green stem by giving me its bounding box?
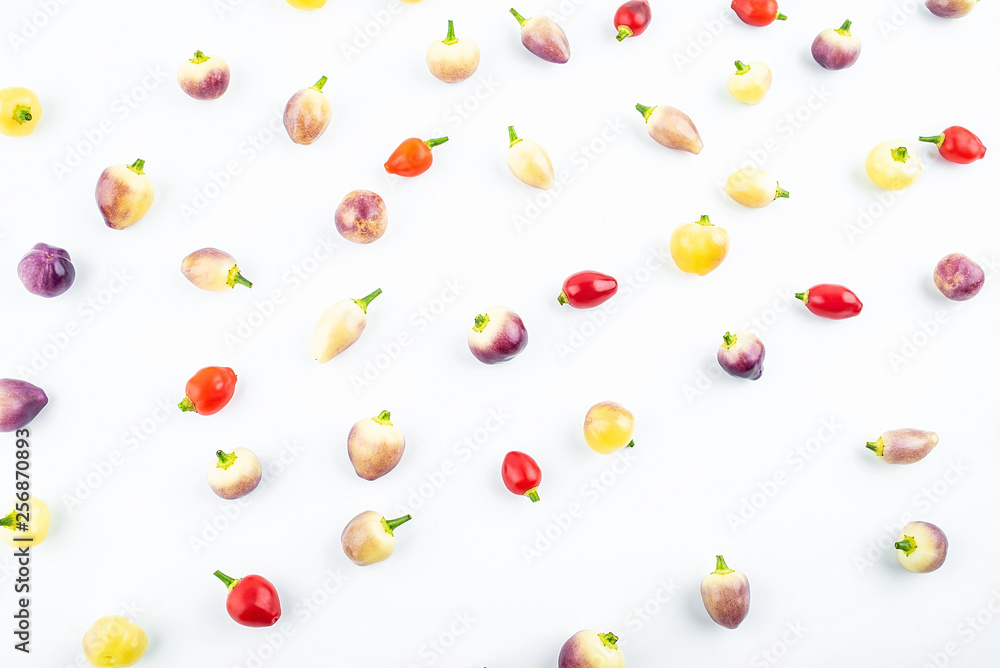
[557,290,569,306]
[312,75,328,92]
[509,8,527,27]
[354,288,382,313]
[178,396,197,413]
[214,570,240,591]
[473,313,490,332]
[626,439,635,448]
[190,50,210,64]
[795,291,809,304]
[775,184,790,199]
[425,136,449,149]
[895,537,916,555]
[216,450,238,469]
[722,332,736,348]
[919,134,945,148]
[374,410,393,426]
[713,554,735,574]
[836,19,852,35]
[775,11,787,20]
[734,60,750,75]
[227,265,253,289]
[525,488,540,503]
[12,105,32,124]
[383,515,412,535]
[128,158,146,175]
[635,103,654,121]
[507,125,521,147]
[616,25,633,41]
[866,439,884,456]
[0,511,15,529]
[598,632,619,650]
[696,214,713,226]
[443,19,458,44]
[891,147,910,163]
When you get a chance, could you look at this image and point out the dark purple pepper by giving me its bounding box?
[17,243,76,298]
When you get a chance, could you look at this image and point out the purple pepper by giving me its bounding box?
[717,331,765,380]
[467,306,528,364]
[933,253,984,301]
[811,19,861,70]
[510,8,571,64]
[0,379,48,432]
[17,243,76,298]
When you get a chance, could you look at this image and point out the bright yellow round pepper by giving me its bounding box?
[285,0,327,8]
[865,140,921,190]
[584,401,635,454]
[0,497,49,548]
[83,616,147,667]
[0,87,42,137]
[670,214,730,276]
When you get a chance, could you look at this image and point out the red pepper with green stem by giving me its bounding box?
[614,0,651,41]
[384,136,449,177]
[178,366,237,415]
[558,271,618,308]
[214,570,281,627]
[731,0,786,26]
[919,126,986,164]
[795,284,862,320]
[502,451,542,502]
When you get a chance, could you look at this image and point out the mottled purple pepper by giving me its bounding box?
[933,253,984,301]
[717,331,765,380]
[510,8,571,64]
[0,379,48,432]
[867,429,938,464]
[17,243,76,298]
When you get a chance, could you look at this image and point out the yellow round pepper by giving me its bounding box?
[584,401,635,454]
[726,61,771,105]
[83,616,147,667]
[670,215,730,276]
[0,497,49,548]
[0,87,42,137]
[865,140,921,190]
[285,0,327,8]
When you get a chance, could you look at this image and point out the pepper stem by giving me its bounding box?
[509,8,527,27]
[227,265,253,289]
[354,288,382,313]
[213,570,239,591]
[216,450,238,469]
[190,50,210,64]
[615,25,633,41]
[895,537,916,555]
[919,134,945,148]
[598,632,619,650]
[525,488,540,503]
[12,105,32,124]
[443,19,458,45]
[836,19,852,35]
[425,136,449,149]
[383,515,412,535]
[696,214,713,226]
[0,511,15,529]
[557,290,569,306]
[374,410,393,426]
[128,158,146,175]
[507,125,522,147]
[635,103,654,121]
[473,313,490,332]
[866,439,884,456]
[775,11,787,20]
[891,147,909,163]
[178,396,197,413]
[312,75,328,92]
[626,439,635,448]
[795,291,809,304]
[734,60,750,75]
[775,184,790,199]
[722,332,736,348]
[713,554,735,574]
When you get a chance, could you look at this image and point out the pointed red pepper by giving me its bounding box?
[795,284,862,320]
[731,0,786,26]
[502,451,542,502]
[214,571,281,627]
[384,136,449,177]
[558,271,618,308]
[919,126,986,164]
[614,0,652,41]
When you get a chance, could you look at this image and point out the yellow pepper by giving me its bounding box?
[865,140,921,190]
[0,87,42,137]
[726,61,771,105]
[83,616,147,667]
[724,168,789,208]
[285,0,327,8]
[0,497,49,548]
[670,215,730,276]
[506,126,555,190]
[584,401,635,454]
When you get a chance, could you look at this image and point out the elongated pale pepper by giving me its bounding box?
[506,126,554,190]
[312,289,382,363]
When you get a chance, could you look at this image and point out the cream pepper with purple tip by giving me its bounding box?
[177,51,231,100]
[181,248,253,291]
[636,103,703,154]
[341,511,411,566]
[896,521,948,572]
[96,158,154,230]
[284,76,332,145]
[510,8,570,63]
[866,429,938,464]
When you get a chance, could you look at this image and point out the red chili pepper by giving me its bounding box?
[178,366,237,415]
[614,0,651,41]
[919,126,986,164]
[731,0,786,26]
[795,284,862,320]
[213,571,281,627]
[502,451,542,502]
[384,136,449,177]
[558,271,618,308]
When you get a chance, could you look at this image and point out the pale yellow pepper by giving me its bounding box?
[0,87,42,137]
[724,168,789,208]
[506,126,555,190]
[83,616,147,667]
[285,0,327,9]
[0,497,49,548]
[726,61,771,105]
[584,401,635,454]
[670,215,730,276]
[866,140,921,190]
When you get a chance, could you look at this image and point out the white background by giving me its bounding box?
[2,0,999,666]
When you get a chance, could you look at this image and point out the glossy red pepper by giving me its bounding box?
[919,126,986,164]
[502,451,542,502]
[614,0,651,41]
[795,284,862,320]
[731,0,786,26]
[214,571,281,627]
[178,366,237,415]
[384,136,449,177]
[558,271,618,308]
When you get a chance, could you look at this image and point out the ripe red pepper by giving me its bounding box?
[178,366,237,415]
[502,451,542,502]
[731,0,786,26]
[795,284,862,320]
[919,126,987,164]
[558,271,618,308]
[214,570,281,627]
[614,0,651,41]
[384,136,449,177]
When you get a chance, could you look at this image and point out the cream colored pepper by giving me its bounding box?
[866,140,921,190]
[96,158,155,230]
[341,511,411,566]
[724,168,789,208]
[312,289,382,363]
[506,125,554,190]
[427,20,480,83]
[0,496,48,548]
[726,60,772,105]
[181,248,252,291]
